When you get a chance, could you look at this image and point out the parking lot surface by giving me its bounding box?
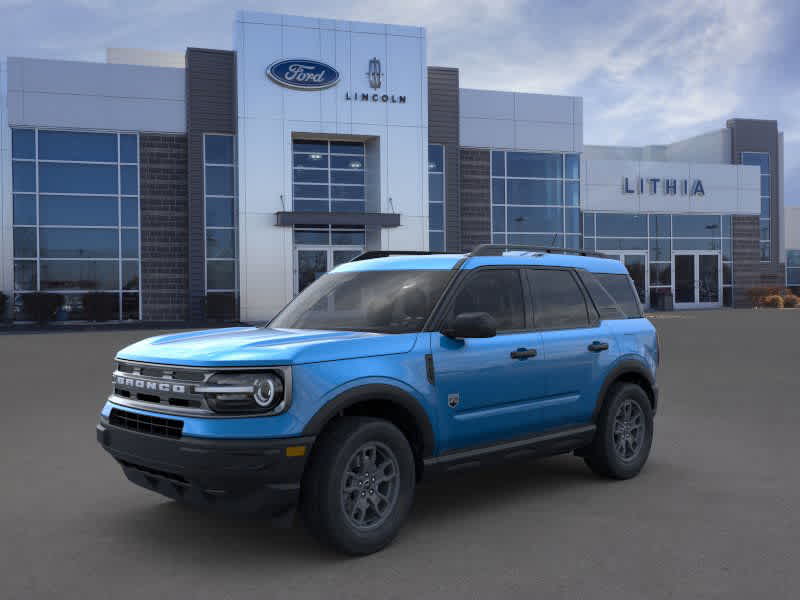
[1,309,799,599]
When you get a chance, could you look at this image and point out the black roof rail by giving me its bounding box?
[349,250,447,262]
[469,244,609,259]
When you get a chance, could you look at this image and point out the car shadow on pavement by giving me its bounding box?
[100,454,614,563]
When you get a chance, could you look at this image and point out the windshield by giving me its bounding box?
[270,270,451,333]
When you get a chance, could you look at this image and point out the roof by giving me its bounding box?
[332,251,628,275]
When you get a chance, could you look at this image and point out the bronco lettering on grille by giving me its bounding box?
[115,376,186,394]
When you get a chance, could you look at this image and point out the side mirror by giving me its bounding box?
[442,312,497,339]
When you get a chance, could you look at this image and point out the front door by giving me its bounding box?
[430,268,548,452]
[672,252,721,308]
[295,247,362,294]
[605,252,648,307]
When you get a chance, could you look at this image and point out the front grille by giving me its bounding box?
[109,408,184,439]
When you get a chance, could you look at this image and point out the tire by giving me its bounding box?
[584,382,653,480]
[301,417,416,555]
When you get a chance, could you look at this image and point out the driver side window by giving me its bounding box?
[449,269,526,332]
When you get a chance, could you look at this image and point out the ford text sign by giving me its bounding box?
[267,59,340,90]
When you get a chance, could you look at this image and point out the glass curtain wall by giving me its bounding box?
[584,212,734,307]
[292,140,365,212]
[741,152,770,261]
[787,250,800,290]
[11,128,140,320]
[428,144,445,251]
[204,134,238,316]
[491,151,580,249]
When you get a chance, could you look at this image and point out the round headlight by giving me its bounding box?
[254,375,284,409]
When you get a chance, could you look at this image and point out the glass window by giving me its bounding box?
[428,173,444,203]
[38,131,117,162]
[205,135,234,164]
[120,135,138,163]
[594,273,642,318]
[206,197,235,227]
[741,152,769,174]
[492,179,505,205]
[429,232,444,253]
[121,229,139,259]
[121,198,138,227]
[12,161,36,192]
[294,153,329,169]
[330,141,364,155]
[429,202,444,231]
[294,168,328,184]
[294,229,329,245]
[492,206,505,233]
[507,152,562,178]
[507,206,563,233]
[331,156,363,170]
[40,195,118,226]
[565,154,580,180]
[528,269,589,329]
[760,175,770,197]
[650,263,671,286]
[595,213,647,237]
[450,269,525,332]
[578,271,625,320]
[14,261,37,291]
[206,166,235,196]
[39,228,118,258]
[40,260,119,290]
[206,229,236,258]
[428,145,444,172]
[649,214,671,237]
[509,233,564,247]
[122,293,140,320]
[760,242,770,262]
[787,250,800,268]
[596,238,647,251]
[120,165,138,195]
[332,200,366,212]
[295,200,329,212]
[491,151,505,177]
[331,170,364,185]
[332,230,366,246]
[649,238,671,262]
[207,260,237,290]
[673,238,721,251]
[293,140,328,154]
[507,179,562,205]
[565,208,580,233]
[565,235,582,250]
[761,197,770,219]
[13,228,37,258]
[39,163,118,194]
[583,213,595,236]
[673,214,720,237]
[332,185,364,200]
[13,194,36,225]
[122,261,139,290]
[721,215,732,237]
[565,181,580,206]
[12,129,35,159]
[722,238,732,262]
[294,183,329,199]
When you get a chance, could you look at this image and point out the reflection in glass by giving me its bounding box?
[39,228,118,258]
[39,163,118,194]
[40,261,118,290]
[40,196,118,226]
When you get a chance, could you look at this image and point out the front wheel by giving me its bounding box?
[584,382,653,479]
[301,417,415,555]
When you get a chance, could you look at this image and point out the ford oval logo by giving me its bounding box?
[267,59,340,90]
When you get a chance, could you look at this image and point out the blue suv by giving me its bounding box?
[97,245,659,555]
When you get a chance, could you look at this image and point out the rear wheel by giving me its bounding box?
[584,383,653,479]
[301,417,415,555]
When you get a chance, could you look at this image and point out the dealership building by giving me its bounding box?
[0,11,795,323]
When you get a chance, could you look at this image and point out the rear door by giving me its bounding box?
[525,268,619,428]
[431,267,547,452]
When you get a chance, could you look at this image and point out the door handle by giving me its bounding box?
[510,348,537,359]
[588,341,609,352]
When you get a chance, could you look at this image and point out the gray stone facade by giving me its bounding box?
[732,215,762,307]
[459,149,491,251]
[139,134,189,321]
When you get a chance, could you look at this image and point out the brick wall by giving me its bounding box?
[139,134,189,321]
[459,149,491,251]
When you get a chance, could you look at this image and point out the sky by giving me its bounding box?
[2,0,798,204]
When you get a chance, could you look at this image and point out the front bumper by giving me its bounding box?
[97,416,315,516]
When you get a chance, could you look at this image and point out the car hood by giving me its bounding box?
[115,326,419,367]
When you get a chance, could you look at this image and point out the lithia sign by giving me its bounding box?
[267,57,407,103]
[623,176,705,196]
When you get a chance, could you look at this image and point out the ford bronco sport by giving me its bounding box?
[97,245,659,555]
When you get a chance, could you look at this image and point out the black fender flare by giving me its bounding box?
[302,383,436,458]
[593,359,657,420]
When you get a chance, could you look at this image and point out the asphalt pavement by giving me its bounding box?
[1,309,798,599]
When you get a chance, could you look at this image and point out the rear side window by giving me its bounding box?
[449,269,525,332]
[594,273,643,318]
[527,269,589,330]
[578,271,627,320]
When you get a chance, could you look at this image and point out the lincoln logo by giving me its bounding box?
[115,376,186,394]
[367,57,382,89]
[266,59,341,90]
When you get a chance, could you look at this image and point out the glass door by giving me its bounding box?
[605,252,648,307]
[295,247,364,294]
[672,252,721,308]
